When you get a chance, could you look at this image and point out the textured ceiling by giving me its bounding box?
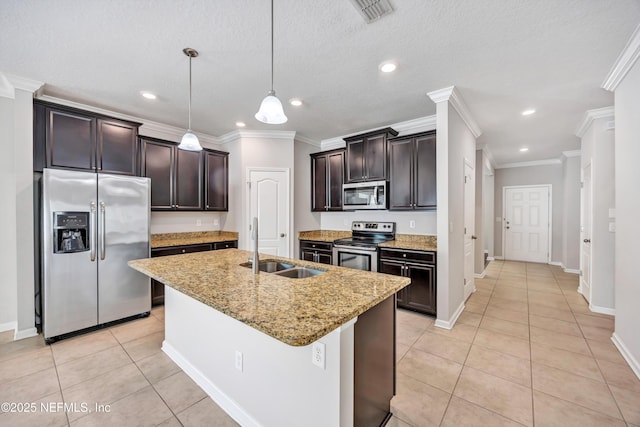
[1,0,639,165]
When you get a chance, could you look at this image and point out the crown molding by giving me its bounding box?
[496,158,562,169]
[602,23,640,91]
[575,106,615,137]
[319,115,437,151]
[37,94,222,146]
[294,134,320,146]
[427,86,482,138]
[0,72,44,98]
[218,129,296,145]
[562,150,581,158]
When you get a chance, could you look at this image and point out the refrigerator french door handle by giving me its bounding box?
[90,201,97,261]
[99,201,106,260]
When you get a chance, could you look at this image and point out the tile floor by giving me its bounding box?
[390,260,640,427]
[0,260,638,426]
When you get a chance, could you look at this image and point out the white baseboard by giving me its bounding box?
[14,327,38,341]
[589,304,616,316]
[577,284,583,295]
[163,341,259,427]
[494,256,504,260]
[435,301,465,330]
[474,272,486,279]
[0,321,16,334]
[563,268,580,274]
[549,261,562,266]
[611,333,640,380]
[486,257,495,261]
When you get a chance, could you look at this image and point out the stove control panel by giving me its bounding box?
[351,221,396,233]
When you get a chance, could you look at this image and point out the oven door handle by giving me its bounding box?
[333,244,377,252]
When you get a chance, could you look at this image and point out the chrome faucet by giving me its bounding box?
[251,217,259,274]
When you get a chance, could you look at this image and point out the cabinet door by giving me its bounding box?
[389,138,414,210]
[379,260,408,306]
[346,139,365,182]
[175,149,203,210]
[405,263,436,315]
[141,139,174,210]
[415,133,437,209]
[311,154,328,211]
[316,252,333,265]
[46,108,96,171]
[364,134,387,181]
[213,240,237,250]
[300,250,316,262]
[327,151,344,210]
[205,151,228,211]
[98,120,138,175]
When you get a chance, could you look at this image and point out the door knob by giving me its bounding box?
[471,235,477,240]
[583,239,591,243]
[280,233,287,237]
[506,226,510,229]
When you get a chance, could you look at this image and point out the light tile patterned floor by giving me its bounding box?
[1,260,638,426]
[0,308,238,427]
[390,260,640,427]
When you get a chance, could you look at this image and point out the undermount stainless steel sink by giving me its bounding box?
[239,260,325,278]
[273,267,324,278]
[240,260,294,273]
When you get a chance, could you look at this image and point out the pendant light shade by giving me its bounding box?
[178,48,203,152]
[255,0,287,124]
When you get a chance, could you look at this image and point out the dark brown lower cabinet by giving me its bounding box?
[150,241,237,305]
[299,240,333,265]
[379,248,436,316]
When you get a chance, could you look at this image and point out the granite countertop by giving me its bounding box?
[129,249,410,346]
[299,230,437,251]
[298,230,351,242]
[151,231,239,249]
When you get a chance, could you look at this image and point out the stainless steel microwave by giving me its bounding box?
[342,180,387,210]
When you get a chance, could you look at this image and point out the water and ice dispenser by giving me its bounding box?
[52,212,89,253]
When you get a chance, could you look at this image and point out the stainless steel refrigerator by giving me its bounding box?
[42,168,151,342]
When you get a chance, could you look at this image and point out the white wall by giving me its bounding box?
[294,141,321,255]
[474,150,485,274]
[494,164,564,262]
[483,173,495,258]
[150,212,225,234]
[0,96,18,331]
[562,155,581,271]
[320,211,436,235]
[580,115,615,310]
[612,55,640,377]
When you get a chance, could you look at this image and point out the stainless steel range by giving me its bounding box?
[333,221,396,272]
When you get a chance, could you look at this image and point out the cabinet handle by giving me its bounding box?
[403,254,406,257]
[206,205,209,208]
[182,249,186,253]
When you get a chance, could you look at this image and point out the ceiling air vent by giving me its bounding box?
[349,0,394,23]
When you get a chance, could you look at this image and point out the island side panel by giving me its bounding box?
[162,286,355,427]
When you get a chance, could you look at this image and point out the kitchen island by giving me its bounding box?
[129,249,410,427]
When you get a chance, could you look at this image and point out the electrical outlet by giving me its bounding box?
[312,342,325,369]
[214,219,220,226]
[609,222,616,232]
[409,220,416,229]
[196,219,202,226]
[235,350,243,372]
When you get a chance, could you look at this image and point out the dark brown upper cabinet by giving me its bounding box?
[33,100,140,175]
[204,150,229,211]
[140,136,228,212]
[311,149,345,211]
[389,131,436,210]
[344,127,397,183]
[141,136,202,210]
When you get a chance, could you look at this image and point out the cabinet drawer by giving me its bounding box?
[379,248,435,264]
[152,243,213,257]
[300,240,333,252]
[213,240,238,250]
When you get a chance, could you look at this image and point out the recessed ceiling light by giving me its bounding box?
[140,91,157,100]
[236,121,246,128]
[520,147,529,152]
[289,98,303,107]
[379,61,397,73]
[521,109,536,116]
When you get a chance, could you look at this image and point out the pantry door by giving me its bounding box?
[503,186,550,263]
[247,168,290,257]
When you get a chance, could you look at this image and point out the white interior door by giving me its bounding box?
[464,161,475,299]
[504,186,550,263]
[580,164,592,302]
[248,168,290,257]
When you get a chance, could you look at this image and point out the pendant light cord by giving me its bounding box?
[188,54,193,131]
[270,0,274,92]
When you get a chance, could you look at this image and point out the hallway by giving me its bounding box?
[391,260,639,426]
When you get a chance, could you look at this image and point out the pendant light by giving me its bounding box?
[178,47,203,151]
[255,0,287,124]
